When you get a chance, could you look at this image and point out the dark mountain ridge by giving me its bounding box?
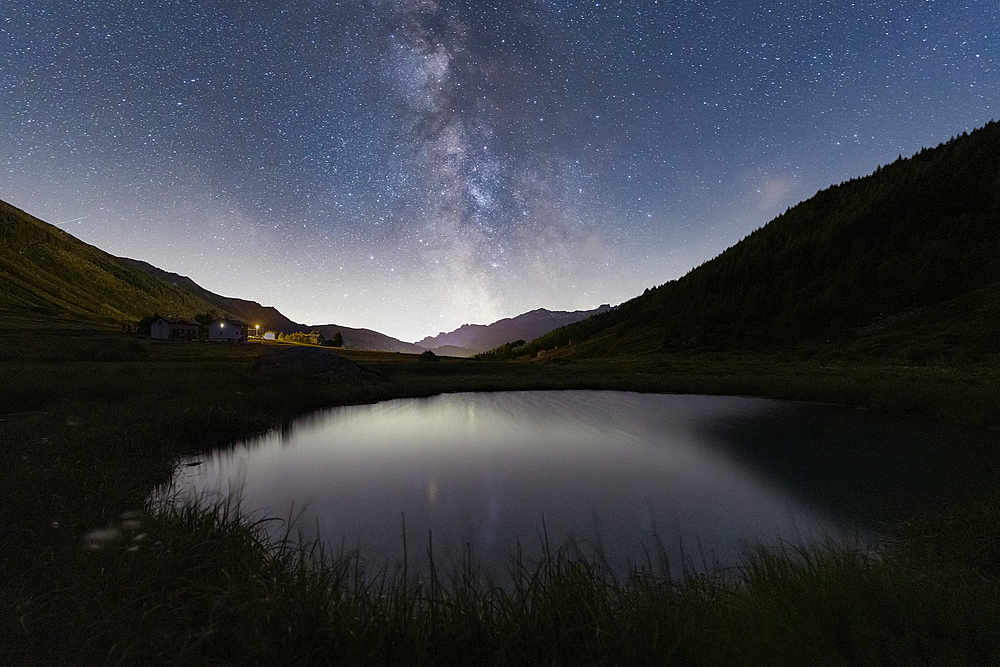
[119,258,302,334]
[514,121,1000,360]
[416,304,613,354]
[313,324,424,354]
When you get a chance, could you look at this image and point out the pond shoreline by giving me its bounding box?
[165,391,885,581]
[3,329,999,664]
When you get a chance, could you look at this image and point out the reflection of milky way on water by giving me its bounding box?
[167,392,877,577]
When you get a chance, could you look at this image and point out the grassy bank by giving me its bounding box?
[3,320,999,664]
[19,496,1000,666]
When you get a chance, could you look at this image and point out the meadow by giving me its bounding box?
[2,318,999,665]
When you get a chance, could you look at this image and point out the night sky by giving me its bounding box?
[2,1,996,341]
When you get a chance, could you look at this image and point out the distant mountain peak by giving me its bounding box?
[415,304,613,354]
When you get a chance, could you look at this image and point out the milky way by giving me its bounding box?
[2,1,996,340]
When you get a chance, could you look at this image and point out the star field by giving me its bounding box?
[2,1,996,341]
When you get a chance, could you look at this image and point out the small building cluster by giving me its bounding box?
[149,316,248,343]
[147,317,332,346]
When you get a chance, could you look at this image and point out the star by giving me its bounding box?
[1,0,995,341]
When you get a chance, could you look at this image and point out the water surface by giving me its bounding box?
[167,391,993,576]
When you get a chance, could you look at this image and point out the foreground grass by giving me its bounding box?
[16,496,1000,666]
[2,319,999,664]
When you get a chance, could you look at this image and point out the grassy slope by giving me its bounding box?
[514,121,1000,361]
[0,199,226,324]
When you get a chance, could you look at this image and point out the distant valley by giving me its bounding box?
[120,258,615,355]
[3,120,999,364]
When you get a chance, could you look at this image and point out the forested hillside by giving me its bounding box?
[516,121,1000,359]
